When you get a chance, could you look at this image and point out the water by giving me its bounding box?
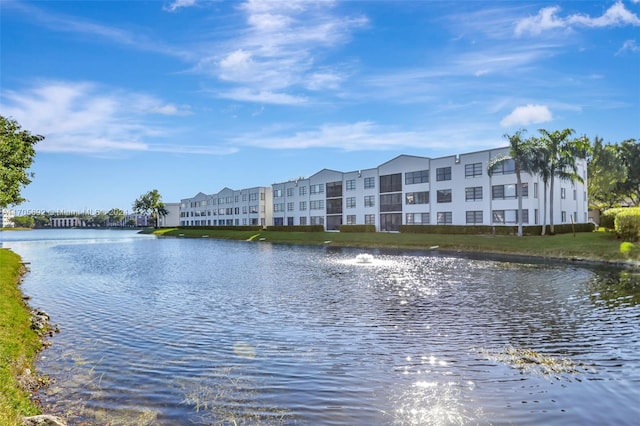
[2,229,639,425]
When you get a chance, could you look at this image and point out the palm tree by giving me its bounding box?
[536,129,589,234]
[133,189,169,228]
[528,137,551,235]
[488,129,535,237]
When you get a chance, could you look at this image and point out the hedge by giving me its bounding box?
[266,225,325,232]
[400,223,595,236]
[176,226,262,231]
[614,208,640,242]
[339,225,376,233]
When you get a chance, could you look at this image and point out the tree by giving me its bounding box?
[488,129,535,237]
[588,137,625,209]
[133,189,168,228]
[108,208,126,227]
[615,139,640,206]
[0,116,44,207]
[536,129,589,234]
[529,137,552,235]
[92,212,109,227]
[13,215,35,228]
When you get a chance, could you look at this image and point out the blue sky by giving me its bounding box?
[1,0,639,215]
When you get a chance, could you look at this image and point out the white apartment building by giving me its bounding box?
[50,217,87,228]
[271,147,588,231]
[0,208,15,228]
[158,203,180,227]
[180,186,273,227]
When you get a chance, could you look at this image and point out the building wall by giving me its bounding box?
[50,217,86,227]
[269,146,589,231]
[0,209,15,228]
[178,146,589,231]
[158,203,181,227]
[180,187,272,227]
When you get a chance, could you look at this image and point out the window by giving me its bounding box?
[490,159,515,174]
[326,181,342,198]
[299,186,307,196]
[380,193,403,212]
[346,197,356,208]
[299,217,307,225]
[250,193,258,201]
[364,195,375,207]
[310,216,324,225]
[274,203,285,212]
[492,209,529,224]
[437,212,452,224]
[406,212,429,224]
[534,182,538,199]
[346,215,356,225]
[492,183,527,199]
[380,213,402,231]
[287,202,294,211]
[465,162,482,178]
[310,200,325,210]
[310,184,324,194]
[436,166,451,181]
[405,191,429,204]
[287,188,294,197]
[364,177,375,189]
[346,179,356,191]
[327,199,342,214]
[299,201,307,211]
[466,211,483,224]
[465,187,482,201]
[242,194,247,201]
[364,214,375,225]
[405,170,429,185]
[274,189,284,198]
[380,173,402,193]
[573,189,577,200]
[561,188,566,199]
[437,189,452,203]
[561,211,567,222]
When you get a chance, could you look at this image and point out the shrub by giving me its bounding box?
[399,223,594,236]
[339,225,376,233]
[266,225,324,232]
[182,226,262,231]
[614,208,640,242]
[601,208,628,229]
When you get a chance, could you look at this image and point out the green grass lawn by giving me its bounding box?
[150,228,638,264]
[0,249,42,425]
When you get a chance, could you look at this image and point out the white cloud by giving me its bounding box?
[6,1,191,59]
[230,121,498,152]
[164,0,198,13]
[515,6,566,36]
[616,39,640,55]
[0,81,215,155]
[515,1,640,36]
[500,104,553,127]
[197,0,367,104]
[216,88,307,105]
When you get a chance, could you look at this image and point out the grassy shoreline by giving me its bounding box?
[0,249,43,425]
[146,227,639,266]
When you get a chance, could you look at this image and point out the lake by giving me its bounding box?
[2,229,639,425]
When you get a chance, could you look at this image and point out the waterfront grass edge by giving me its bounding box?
[0,249,44,425]
[145,227,639,266]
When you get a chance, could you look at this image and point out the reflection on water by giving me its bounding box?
[3,229,640,425]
